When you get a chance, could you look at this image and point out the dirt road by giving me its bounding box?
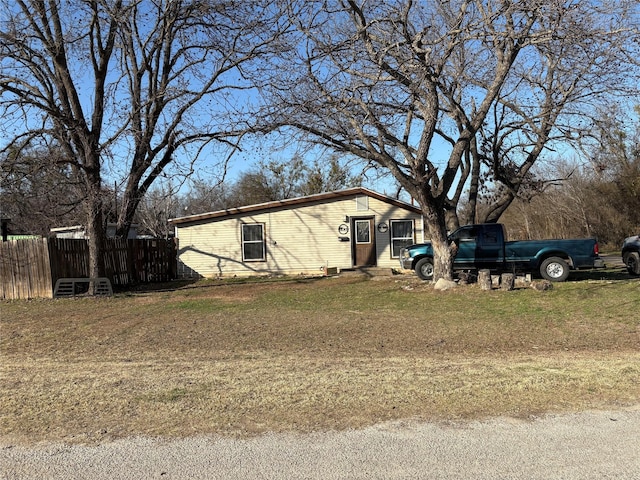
[2,408,639,479]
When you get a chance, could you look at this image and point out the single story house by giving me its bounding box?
[169,187,425,278]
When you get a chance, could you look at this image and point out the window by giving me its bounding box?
[356,195,369,211]
[452,226,477,241]
[242,223,265,261]
[390,220,414,257]
[482,230,500,245]
[355,219,371,243]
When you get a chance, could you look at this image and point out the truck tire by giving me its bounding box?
[415,257,434,281]
[624,251,640,275]
[540,256,570,282]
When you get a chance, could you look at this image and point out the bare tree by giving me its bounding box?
[1,0,122,277]
[180,178,230,216]
[474,2,640,224]
[0,146,85,235]
[265,0,639,281]
[500,158,636,246]
[586,106,640,233]
[134,181,181,238]
[0,0,286,280]
[497,105,640,245]
[113,0,288,236]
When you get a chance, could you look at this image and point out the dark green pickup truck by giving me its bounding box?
[399,223,604,282]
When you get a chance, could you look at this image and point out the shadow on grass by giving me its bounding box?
[115,273,334,295]
[114,256,637,295]
[570,267,638,282]
[554,253,636,283]
[566,254,625,281]
[113,279,201,295]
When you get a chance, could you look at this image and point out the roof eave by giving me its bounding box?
[168,187,421,225]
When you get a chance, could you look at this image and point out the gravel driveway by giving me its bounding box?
[2,408,639,479]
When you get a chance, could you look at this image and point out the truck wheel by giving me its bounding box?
[540,256,570,282]
[415,257,434,281]
[624,252,640,275]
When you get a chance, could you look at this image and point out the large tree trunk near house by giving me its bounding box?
[420,197,455,283]
[84,178,107,282]
[431,235,455,282]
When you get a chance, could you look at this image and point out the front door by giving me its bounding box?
[352,217,376,267]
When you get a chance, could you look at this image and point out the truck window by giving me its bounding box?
[451,226,477,241]
[482,230,500,245]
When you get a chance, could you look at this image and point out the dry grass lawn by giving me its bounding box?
[1,273,639,445]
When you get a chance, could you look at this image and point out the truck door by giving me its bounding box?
[475,224,504,270]
[450,225,478,269]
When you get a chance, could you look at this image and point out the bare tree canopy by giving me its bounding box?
[263,0,640,281]
[0,146,86,235]
[501,124,640,246]
[0,0,287,278]
[475,1,640,224]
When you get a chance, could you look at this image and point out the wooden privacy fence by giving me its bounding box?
[0,238,53,300]
[0,237,177,300]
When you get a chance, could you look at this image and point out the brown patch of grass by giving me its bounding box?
[1,275,639,445]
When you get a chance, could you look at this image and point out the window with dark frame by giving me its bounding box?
[355,219,371,243]
[242,223,265,261]
[390,220,414,257]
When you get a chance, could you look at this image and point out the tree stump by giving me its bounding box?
[501,273,515,291]
[479,269,492,290]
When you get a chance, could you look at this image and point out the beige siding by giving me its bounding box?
[176,194,423,278]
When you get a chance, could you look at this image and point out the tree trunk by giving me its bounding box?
[85,195,107,281]
[431,236,454,282]
[466,140,481,225]
[417,194,455,283]
[479,270,492,290]
[501,273,515,291]
[83,156,107,284]
[115,193,138,239]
